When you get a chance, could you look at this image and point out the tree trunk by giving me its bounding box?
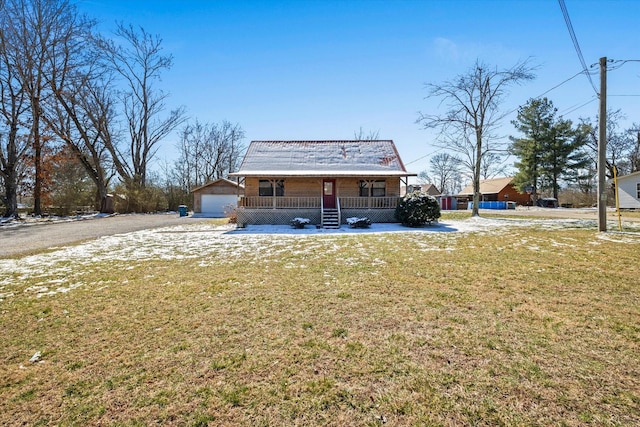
[33,99,42,216]
[472,130,482,217]
[2,172,19,218]
[1,125,20,218]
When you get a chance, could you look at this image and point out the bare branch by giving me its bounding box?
[417,58,536,215]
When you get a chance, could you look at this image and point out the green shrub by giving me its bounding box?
[394,191,441,226]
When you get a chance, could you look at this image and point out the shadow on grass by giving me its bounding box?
[226,222,462,235]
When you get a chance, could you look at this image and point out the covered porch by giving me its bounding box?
[238,196,399,210]
[236,195,400,227]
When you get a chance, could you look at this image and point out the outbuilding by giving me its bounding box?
[191,178,244,217]
[457,176,530,208]
[438,195,458,210]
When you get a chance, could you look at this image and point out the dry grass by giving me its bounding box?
[1,221,639,426]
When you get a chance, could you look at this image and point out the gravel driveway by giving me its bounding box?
[0,214,212,258]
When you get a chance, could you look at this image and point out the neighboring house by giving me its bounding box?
[404,183,440,196]
[616,171,640,209]
[228,140,416,227]
[191,178,244,217]
[457,176,530,208]
[422,183,441,196]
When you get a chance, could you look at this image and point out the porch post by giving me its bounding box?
[271,179,276,209]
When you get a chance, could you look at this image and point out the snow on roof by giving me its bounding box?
[229,140,415,177]
[458,176,514,196]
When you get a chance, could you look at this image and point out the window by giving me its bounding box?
[359,180,369,197]
[371,180,386,197]
[636,183,640,199]
[324,181,333,195]
[259,180,284,197]
[359,180,386,197]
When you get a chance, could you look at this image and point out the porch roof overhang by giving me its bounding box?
[228,170,417,178]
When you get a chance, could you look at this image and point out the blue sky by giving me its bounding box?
[76,0,640,181]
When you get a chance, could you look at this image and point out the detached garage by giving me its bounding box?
[192,178,244,217]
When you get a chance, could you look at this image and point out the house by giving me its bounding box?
[228,140,416,227]
[404,183,440,196]
[191,178,244,217]
[421,183,441,196]
[616,171,640,209]
[457,176,530,208]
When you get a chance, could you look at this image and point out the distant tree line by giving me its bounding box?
[418,61,639,208]
[0,0,245,218]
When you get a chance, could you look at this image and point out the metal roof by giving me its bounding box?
[229,140,416,177]
[457,176,515,196]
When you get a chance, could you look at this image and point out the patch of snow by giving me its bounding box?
[0,217,636,304]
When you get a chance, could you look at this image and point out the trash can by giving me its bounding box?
[178,205,188,217]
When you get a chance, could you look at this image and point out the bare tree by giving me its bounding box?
[175,120,245,191]
[418,59,535,216]
[480,151,508,180]
[2,0,75,215]
[581,109,636,178]
[628,124,640,173]
[0,0,33,217]
[427,152,462,194]
[96,23,186,194]
[23,0,119,212]
[353,127,380,141]
[44,74,117,211]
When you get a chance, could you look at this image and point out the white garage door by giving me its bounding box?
[201,194,238,217]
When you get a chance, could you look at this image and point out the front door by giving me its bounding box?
[323,179,336,209]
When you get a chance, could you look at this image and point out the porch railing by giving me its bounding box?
[239,196,321,209]
[340,197,399,209]
[238,196,399,210]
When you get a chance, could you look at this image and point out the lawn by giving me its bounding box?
[1,216,639,426]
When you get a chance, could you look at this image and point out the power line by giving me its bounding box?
[536,70,584,99]
[560,96,598,116]
[558,0,599,95]
[608,59,640,71]
[504,69,586,118]
[405,146,447,166]
[408,55,640,169]
[409,69,594,168]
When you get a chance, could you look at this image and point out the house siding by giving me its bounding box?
[458,183,530,207]
[498,185,530,206]
[618,175,640,209]
[243,177,400,198]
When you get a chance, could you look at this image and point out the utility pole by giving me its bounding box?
[598,57,607,232]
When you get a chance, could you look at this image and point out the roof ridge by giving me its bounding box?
[250,140,394,143]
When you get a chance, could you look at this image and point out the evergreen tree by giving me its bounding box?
[510,97,589,202]
[509,98,555,204]
[541,120,590,199]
